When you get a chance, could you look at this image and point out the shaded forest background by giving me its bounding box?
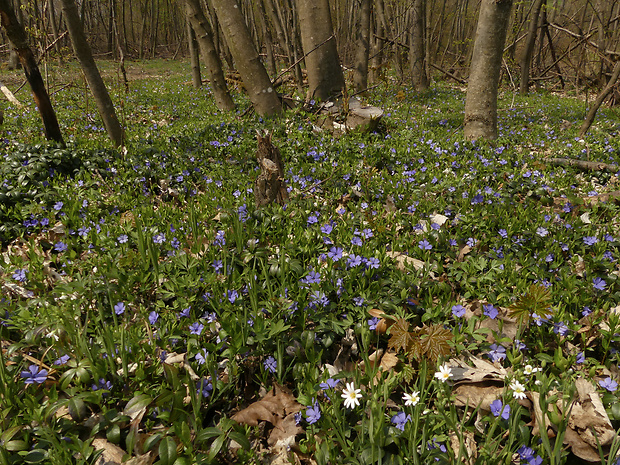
[1,0,618,95]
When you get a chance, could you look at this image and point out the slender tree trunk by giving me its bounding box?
[519,0,544,94]
[256,0,276,76]
[353,0,371,94]
[0,0,64,145]
[48,0,63,63]
[579,59,620,137]
[464,0,513,140]
[410,0,428,91]
[296,0,346,102]
[187,17,202,88]
[369,5,384,84]
[210,0,282,117]
[184,0,235,110]
[60,0,124,147]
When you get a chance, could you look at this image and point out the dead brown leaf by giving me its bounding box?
[529,378,615,462]
[92,438,125,465]
[232,384,303,446]
[449,428,478,464]
[385,251,425,272]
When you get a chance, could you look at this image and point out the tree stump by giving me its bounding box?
[316,97,384,134]
[254,132,289,207]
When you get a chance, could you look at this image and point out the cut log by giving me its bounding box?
[254,132,289,207]
[316,97,383,134]
[544,157,619,172]
[0,81,22,106]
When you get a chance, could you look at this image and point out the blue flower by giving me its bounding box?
[12,269,27,282]
[593,277,607,291]
[347,254,363,268]
[227,289,238,304]
[583,236,598,246]
[114,302,125,315]
[319,378,340,390]
[189,322,204,335]
[196,378,213,398]
[117,234,128,244]
[320,223,333,235]
[599,377,618,392]
[305,402,321,424]
[418,239,432,250]
[54,354,70,365]
[489,399,510,420]
[327,247,343,261]
[488,344,506,363]
[264,356,277,374]
[452,304,465,318]
[195,349,208,365]
[54,241,68,252]
[483,304,498,320]
[391,411,411,431]
[148,311,159,325]
[367,317,379,330]
[21,365,48,384]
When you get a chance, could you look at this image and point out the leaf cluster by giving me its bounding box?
[508,284,553,326]
[387,318,453,364]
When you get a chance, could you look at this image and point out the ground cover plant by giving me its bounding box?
[1,59,620,464]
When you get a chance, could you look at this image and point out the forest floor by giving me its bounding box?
[1,59,620,465]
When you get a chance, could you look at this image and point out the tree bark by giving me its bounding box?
[0,0,64,145]
[410,0,429,91]
[296,0,346,102]
[353,0,372,94]
[184,0,235,111]
[60,0,124,147]
[210,0,282,117]
[519,0,544,95]
[187,16,202,88]
[464,0,513,141]
[579,59,620,137]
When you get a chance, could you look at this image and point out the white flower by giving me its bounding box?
[510,380,527,399]
[341,382,362,409]
[434,363,453,383]
[524,365,541,375]
[403,391,420,407]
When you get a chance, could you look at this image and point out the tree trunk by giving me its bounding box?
[59,0,124,147]
[210,0,282,117]
[410,0,428,91]
[519,0,544,95]
[0,0,64,145]
[353,0,371,94]
[296,0,346,102]
[579,59,620,137]
[256,0,276,76]
[187,17,202,88]
[464,0,513,141]
[184,0,236,111]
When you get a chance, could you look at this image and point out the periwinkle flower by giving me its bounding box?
[21,365,48,385]
[264,356,277,374]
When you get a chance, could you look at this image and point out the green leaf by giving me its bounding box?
[208,434,226,462]
[158,437,178,465]
[142,432,163,452]
[196,427,222,443]
[268,319,291,337]
[228,431,250,451]
[124,393,152,418]
[23,449,47,464]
